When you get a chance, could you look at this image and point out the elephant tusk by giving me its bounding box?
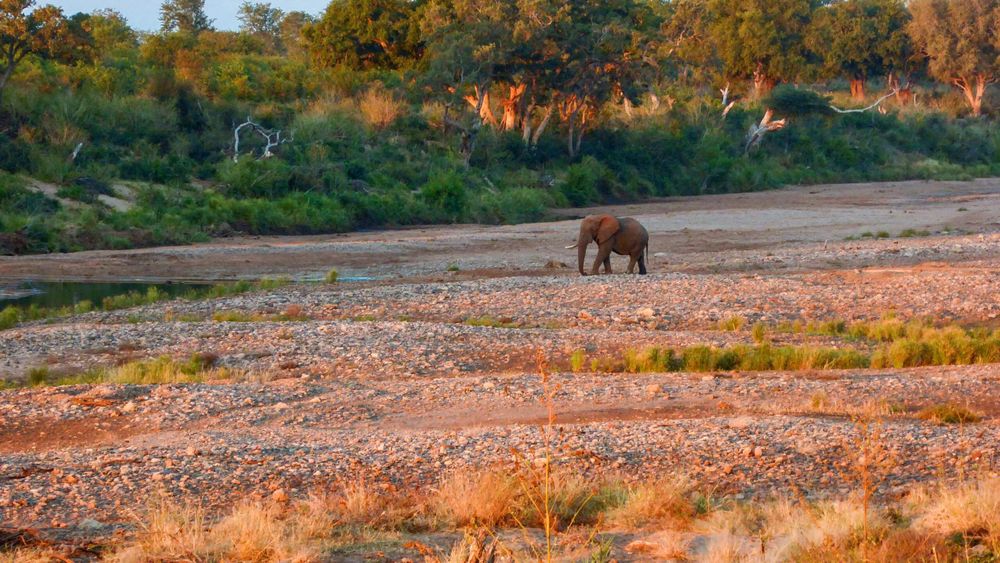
[565,244,578,249]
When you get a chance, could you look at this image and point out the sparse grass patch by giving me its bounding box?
[18,355,237,387]
[325,268,339,283]
[463,315,519,329]
[899,229,931,238]
[446,263,460,272]
[918,404,982,424]
[569,349,587,373]
[212,310,263,322]
[751,322,768,344]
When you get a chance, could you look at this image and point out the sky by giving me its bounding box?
[50,0,328,32]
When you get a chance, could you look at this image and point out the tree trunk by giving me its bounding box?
[501,84,526,131]
[531,105,553,146]
[465,85,497,127]
[955,75,989,117]
[850,76,866,100]
[0,57,17,103]
[752,62,773,100]
[567,113,576,157]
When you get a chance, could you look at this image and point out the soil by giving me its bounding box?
[1,177,1000,559]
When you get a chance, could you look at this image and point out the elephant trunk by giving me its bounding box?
[577,233,589,275]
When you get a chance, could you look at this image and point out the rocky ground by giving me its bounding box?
[1,178,1000,559]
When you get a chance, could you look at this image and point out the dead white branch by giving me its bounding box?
[69,142,83,162]
[233,117,292,162]
[745,109,786,154]
[828,89,899,114]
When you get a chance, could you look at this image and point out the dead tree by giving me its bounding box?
[232,117,291,162]
[744,109,786,153]
[745,89,897,153]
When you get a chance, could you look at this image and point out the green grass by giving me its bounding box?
[325,269,339,283]
[16,354,234,387]
[570,349,587,373]
[211,310,263,322]
[593,343,870,374]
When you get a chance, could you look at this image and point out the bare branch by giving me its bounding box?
[828,89,899,114]
[233,117,292,162]
[745,109,786,154]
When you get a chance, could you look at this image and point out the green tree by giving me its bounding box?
[238,1,284,52]
[708,0,814,99]
[303,0,422,70]
[908,0,999,116]
[279,11,314,58]
[87,9,138,54]
[160,0,213,34]
[550,0,659,156]
[806,0,911,99]
[0,0,65,99]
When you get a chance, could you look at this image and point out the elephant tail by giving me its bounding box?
[565,243,578,249]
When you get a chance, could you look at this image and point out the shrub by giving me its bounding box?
[358,83,404,130]
[420,171,468,222]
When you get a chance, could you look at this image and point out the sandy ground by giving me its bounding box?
[2,178,1000,559]
[2,177,999,282]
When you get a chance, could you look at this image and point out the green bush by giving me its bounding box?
[420,171,469,221]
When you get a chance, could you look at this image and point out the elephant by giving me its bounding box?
[565,214,649,275]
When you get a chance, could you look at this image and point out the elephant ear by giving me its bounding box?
[596,215,620,244]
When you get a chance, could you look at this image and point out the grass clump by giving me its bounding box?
[325,268,339,283]
[604,476,694,529]
[569,349,587,373]
[432,470,521,528]
[918,404,982,425]
[717,315,746,331]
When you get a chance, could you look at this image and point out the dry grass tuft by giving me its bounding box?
[911,477,1000,550]
[605,476,694,529]
[358,83,404,130]
[432,470,520,528]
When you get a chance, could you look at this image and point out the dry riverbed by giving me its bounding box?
[2,178,1000,560]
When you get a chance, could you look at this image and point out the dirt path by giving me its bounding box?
[2,178,998,282]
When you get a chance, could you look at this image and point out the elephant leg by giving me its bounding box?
[627,255,638,273]
[592,242,614,275]
[603,255,612,274]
